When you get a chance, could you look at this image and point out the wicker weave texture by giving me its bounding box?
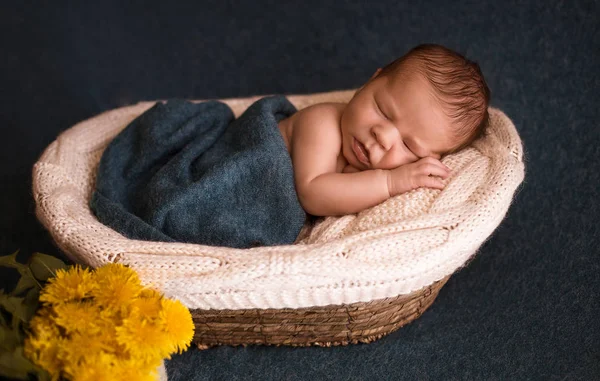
[192,276,449,348]
[32,89,524,310]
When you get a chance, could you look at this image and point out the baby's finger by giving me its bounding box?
[420,156,451,172]
[416,175,445,190]
[419,163,450,178]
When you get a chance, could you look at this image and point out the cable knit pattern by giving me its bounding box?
[32,89,524,310]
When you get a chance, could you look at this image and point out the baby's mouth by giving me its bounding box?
[352,138,371,166]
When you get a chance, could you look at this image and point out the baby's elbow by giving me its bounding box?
[296,184,326,216]
[297,190,321,216]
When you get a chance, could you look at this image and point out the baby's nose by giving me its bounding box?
[371,124,399,151]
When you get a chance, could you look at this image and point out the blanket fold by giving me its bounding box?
[90,95,306,248]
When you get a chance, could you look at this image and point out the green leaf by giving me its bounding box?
[11,274,37,296]
[0,294,24,319]
[28,253,67,282]
[0,293,30,339]
[0,345,40,380]
[0,324,21,351]
[0,251,31,277]
[1,251,43,290]
[22,288,40,323]
[37,367,51,381]
[0,250,19,267]
[0,292,7,327]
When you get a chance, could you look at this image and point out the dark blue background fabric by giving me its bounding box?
[1,0,598,380]
[90,96,304,248]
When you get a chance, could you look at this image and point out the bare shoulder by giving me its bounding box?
[288,102,346,185]
[289,102,344,143]
[290,102,344,128]
[289,102,344,154]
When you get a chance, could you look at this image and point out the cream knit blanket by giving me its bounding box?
[32,89,525,310]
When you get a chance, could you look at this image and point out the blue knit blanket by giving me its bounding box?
[90,95,306,248]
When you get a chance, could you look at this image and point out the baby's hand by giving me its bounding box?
[387,157,451,196]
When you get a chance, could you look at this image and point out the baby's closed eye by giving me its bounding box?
[375,102,389,120]
[403,141,418,158]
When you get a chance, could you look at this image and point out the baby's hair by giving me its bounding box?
[379,44,491,154]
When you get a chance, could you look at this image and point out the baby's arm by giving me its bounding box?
[300,157,449,216]
[290,104,451,216]
[290,104,392,216]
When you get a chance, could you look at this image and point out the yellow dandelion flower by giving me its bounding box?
[160,298,194,353]
[96,329,130,361]
[130,294,163,321]
[52,300,101,334]
[115,316,172,361]
[97,299,126,325]
[91,263,144,308]
[111,343,132,362]
[113,357,161,381]
[39,265,95,305]
[58,331,113,372]
[27,309,60,344]
[24,333,66,379]
[136,355,164,373]
[140,288,162,299]
[94,308,133,358]
[66,352,116,381]
[94,263,141,285]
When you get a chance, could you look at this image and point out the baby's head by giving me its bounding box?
[341,44,490,170]
[379,44,490,154]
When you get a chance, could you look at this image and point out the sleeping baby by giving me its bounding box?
[278,43,491,216]
[91,43,490,248]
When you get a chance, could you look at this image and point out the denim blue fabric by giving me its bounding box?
[90,96,305,248]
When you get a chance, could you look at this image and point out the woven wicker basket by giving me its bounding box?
[32,89,524,348]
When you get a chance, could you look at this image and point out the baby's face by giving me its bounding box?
[340,71,454,170]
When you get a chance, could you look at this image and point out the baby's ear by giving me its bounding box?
[370,68,382,80]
